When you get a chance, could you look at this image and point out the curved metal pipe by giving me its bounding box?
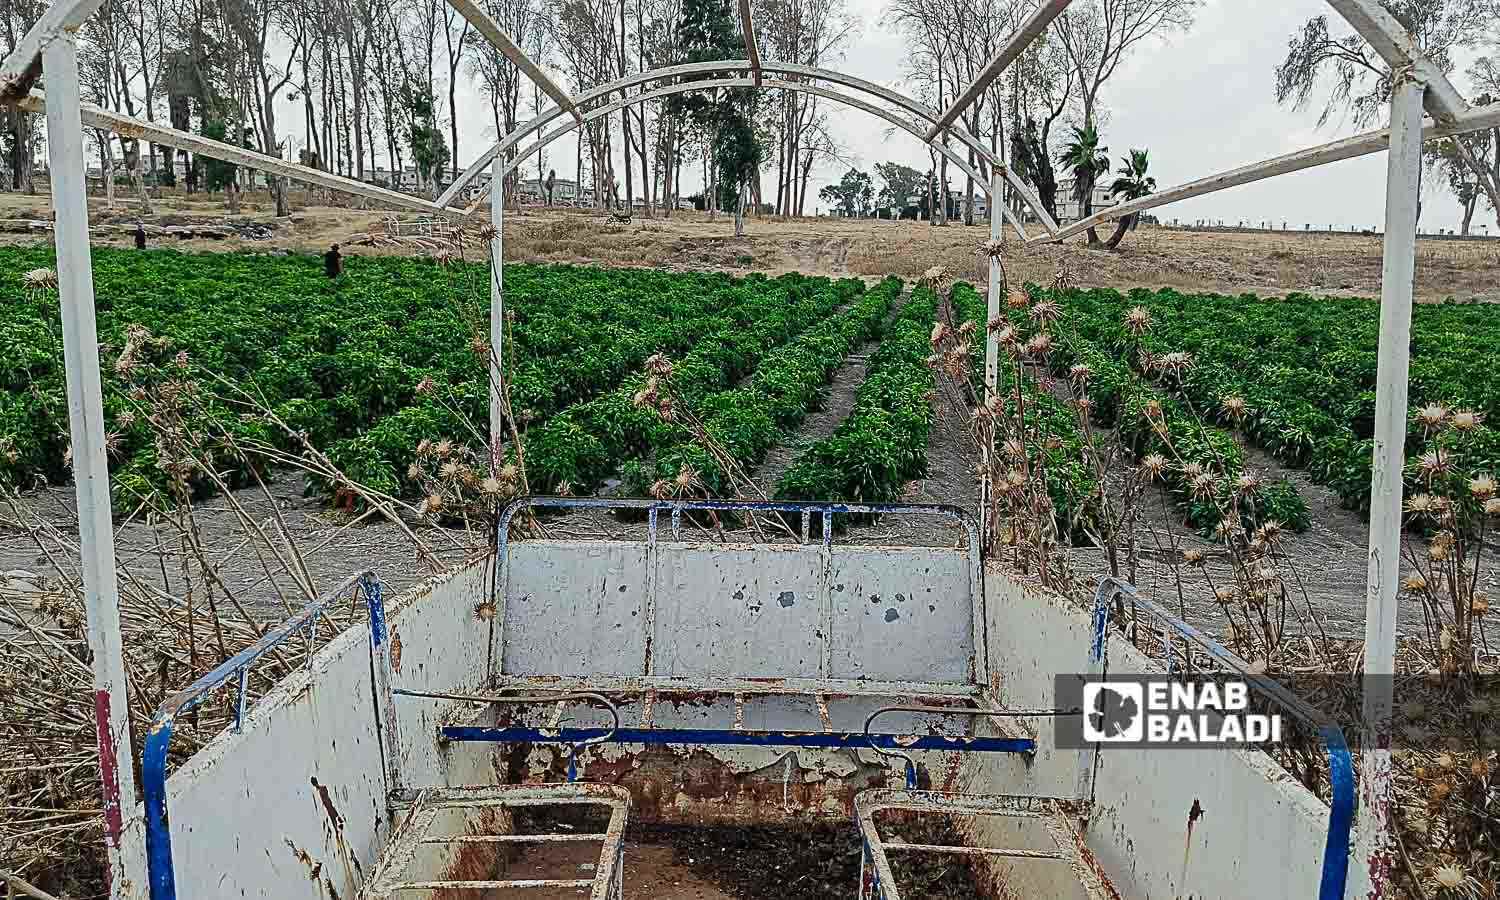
[439,59,1058,233]
[489,78,1030,239]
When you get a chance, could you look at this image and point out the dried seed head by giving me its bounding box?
[1214,587,1236,604]
[1487,497,1500,517]
[646,353,674,377]
[1180,460,1204,479]
[1258,520,1284,542]
[957,320,977,339]
[23,267,58,289]
[978,238,1005,259]
[1471,757,1491,778]
[1450,409,1484,431]
[478,224,499,241]
[1141,453,1168,479]
[1220,395,1248,420]
[1025,334,1053,357]
[1402,573,1429,592]
[555,480,574,497]
[1069,363,1093,385]
[481,476,503,494]
[499,463,519,482]
[470,334,490,357]
[422,493,444,514]
[1472,594,1489,616]
[1234,471,1262,494]
[1469,473,1497,500]
[674,465,697,489]
[475,600,498,620]
[1029,300,1060,325]
[1124,306,1152,335]
[1405,493,1443,516]
[650,479,671,499]
[1182,548,1206,567]
[994,325,1018,347]
[1432,864,1465,891]
[434,439,453,458]
[407,463,423,480]
[440,461,460,478]
[1417,449,1452,478]
[1006,288,1030,309]
[930,321,951,347]
[1191,472,1217,500]
[1417,403,1450,429]
[1158,351,1194,376]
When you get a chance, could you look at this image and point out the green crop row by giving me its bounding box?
[1042,285,1500,514]
[1038,304,1308,533]
[519,276,867,495]
[623,276,904,496]
[0,245,843,505]
[773,285,936,504]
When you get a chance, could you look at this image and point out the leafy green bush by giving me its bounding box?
[775,284,936,504]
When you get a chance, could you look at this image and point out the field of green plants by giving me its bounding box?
[3,244,1496,535]
[1039,284,1500,523]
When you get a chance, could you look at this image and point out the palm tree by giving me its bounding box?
[1104,149,1157,250]
[1059,124,1111,246]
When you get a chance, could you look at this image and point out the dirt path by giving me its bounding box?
[1065,443,1500,639]
[0,472,471,620]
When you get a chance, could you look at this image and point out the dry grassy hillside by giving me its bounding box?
[0,189,1494,302]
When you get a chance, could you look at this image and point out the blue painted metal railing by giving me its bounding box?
[142,571,384,900]
[496,496,981,562]
[1090,577,1355,900]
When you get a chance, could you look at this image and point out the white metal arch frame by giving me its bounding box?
[9,0,1500,897]
[442,58,1061,235]
[478,76,1031,239]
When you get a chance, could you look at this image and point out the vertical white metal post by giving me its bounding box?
[489,155,505,469]
[42,32,141,898]
[1353,73,1425,900]
[980,169,1004,550]
[985,169,1003,398]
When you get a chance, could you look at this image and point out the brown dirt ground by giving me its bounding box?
[0,188,1496,302]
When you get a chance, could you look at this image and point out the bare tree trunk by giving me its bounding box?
[101,133,116,207]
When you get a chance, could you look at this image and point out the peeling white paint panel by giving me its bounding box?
[829,548,970,682]
[126,559,494,900]
[654,544,823,677]
[502,541,975,682]
[503,543,649,676]
[973,563,1332,900]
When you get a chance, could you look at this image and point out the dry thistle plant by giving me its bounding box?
[0,327,491,896]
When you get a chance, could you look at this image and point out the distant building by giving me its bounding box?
[519,177,579,204]
[1054,177,1119,223]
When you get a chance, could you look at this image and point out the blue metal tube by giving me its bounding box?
[1089,578,1355,900]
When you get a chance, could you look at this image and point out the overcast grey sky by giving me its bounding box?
[283,0,1494,234]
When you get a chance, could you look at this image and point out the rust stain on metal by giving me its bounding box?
[311,776,346,831]
[435,807,507,900]
[1180,798,1204,891]
[389,628,403,674]
[286,839,324,880]
[1071,827,1125,900]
